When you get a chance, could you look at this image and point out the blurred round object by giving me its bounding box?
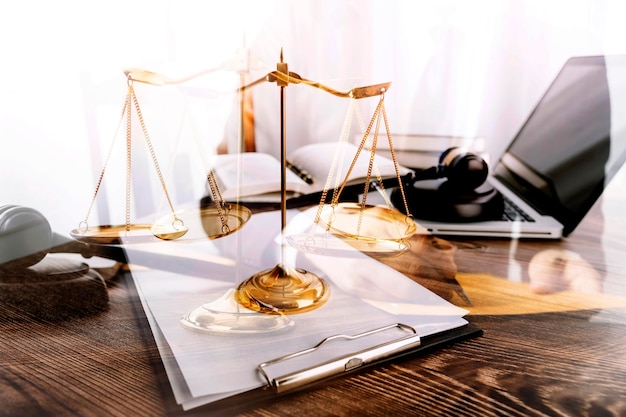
[528,249,601,294]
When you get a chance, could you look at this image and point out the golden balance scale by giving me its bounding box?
[71,50,418,333]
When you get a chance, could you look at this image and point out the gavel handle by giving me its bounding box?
[50,233,128,264]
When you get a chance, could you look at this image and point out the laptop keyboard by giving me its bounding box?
[500,195,535,222]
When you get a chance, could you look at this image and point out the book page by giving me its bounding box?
[209,142,411,202]
[288,141,410,192]
[210,153,315,200]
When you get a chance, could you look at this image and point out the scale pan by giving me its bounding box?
[70,224,182,245]
[317,203,419,241]
[153,203,251,241]
[286,232,409,258]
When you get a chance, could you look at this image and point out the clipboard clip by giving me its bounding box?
[257,323,421,394]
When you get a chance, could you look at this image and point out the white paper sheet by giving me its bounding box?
[127,209,468,410]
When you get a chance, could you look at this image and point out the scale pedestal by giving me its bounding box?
[236,263,330,314]
[235,51,330,315]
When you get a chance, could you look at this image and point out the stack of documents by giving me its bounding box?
[359,133,487,169]
[126,209,469,410]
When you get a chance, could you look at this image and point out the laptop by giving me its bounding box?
[404,55,626,239]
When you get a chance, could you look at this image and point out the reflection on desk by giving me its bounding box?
[2,189,626,416]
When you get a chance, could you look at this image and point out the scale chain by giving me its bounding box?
[128,83,182,227]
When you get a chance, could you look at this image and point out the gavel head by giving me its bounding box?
[0,205,52,270]
[0,205,110,321]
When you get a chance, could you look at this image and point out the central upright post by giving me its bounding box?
[234,50,331,315]
[277,49,288,232]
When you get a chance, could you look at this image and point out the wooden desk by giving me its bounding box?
[2,190,626,416]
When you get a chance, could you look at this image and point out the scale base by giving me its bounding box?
[236,264,330,314]
[180,289,293,334]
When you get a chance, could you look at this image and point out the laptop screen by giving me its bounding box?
[494,55,626,235]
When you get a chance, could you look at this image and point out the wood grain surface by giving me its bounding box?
[2,195,626,416]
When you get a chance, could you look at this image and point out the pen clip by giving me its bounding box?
[257,323,420,394]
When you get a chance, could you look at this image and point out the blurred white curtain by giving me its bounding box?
[241,0,626,160]
[1,0,624,232]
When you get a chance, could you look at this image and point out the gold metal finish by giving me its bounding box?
[119,51,415,316]
[75,79,188,243]
[124,63,391,100]
[76,69,257,244]
[286,232,410,259]
[124,65,225,86]
[152,204,251,241]
[302,91,417,257]
[240,71,391,100]
[236,51,330,315]
[70,224,186,244]
[236,264,331,314]
[180,290,293,334]
[316,203,417,242]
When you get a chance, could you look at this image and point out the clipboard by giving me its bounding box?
[126,265,482,416]
[257,322,483,395]
[129,286,483,417]
[122,209,480,413]
[175,320,483,416]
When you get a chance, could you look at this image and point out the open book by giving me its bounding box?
[210,141,412,203]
